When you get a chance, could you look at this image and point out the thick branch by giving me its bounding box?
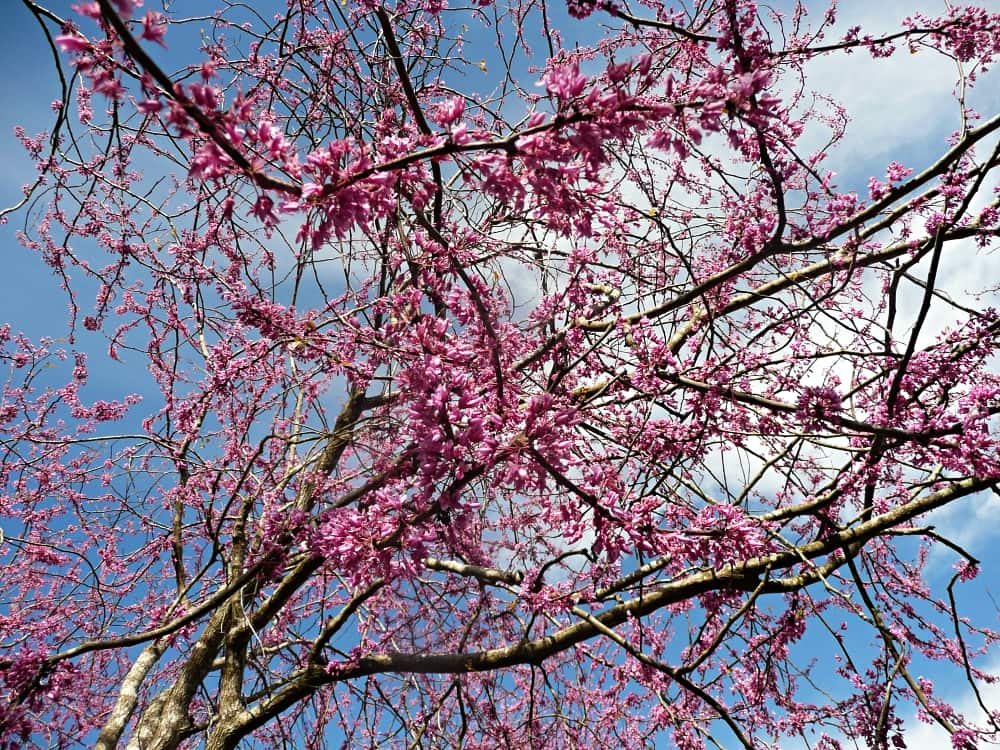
[95,641,166,750]
[212,476,992,747]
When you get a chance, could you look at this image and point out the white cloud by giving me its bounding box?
[902,655,1000,749]
[796,0,1000,177]
[923,489,1000,574]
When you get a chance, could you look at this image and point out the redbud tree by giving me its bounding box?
[3,0,1000,747]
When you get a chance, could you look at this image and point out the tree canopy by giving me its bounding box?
[2,0,1000,747]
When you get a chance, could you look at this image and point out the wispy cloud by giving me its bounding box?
[902,654,1000,749]
[797,0,999,182]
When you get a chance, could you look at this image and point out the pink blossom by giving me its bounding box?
[542,62,588,101]
[6,1,1000,747]
[70,2,102,19]
[797,386,843,430]
[431,96,465,127]
[140,11,167,47]
[136,98,164,114]
[54,34,90,53]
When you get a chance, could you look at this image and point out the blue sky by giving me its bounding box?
[1,2,73,341]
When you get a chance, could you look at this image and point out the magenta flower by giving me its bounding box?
[797,386,843,429]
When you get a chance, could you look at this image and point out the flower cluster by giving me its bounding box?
[797,386,843,430]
